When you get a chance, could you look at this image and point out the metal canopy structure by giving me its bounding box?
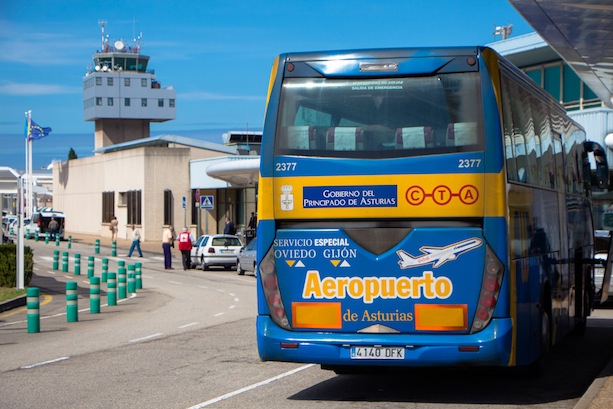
[509,0,613,108]
[206,157,260,187]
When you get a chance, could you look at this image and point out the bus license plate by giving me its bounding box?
[351,346,405,360]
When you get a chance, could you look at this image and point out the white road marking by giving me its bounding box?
[21,356,70,369]
[168,280,182,285]
[214,312,224,317]
[129,333,163,343]
[186,364,315,408]
[179,322,198,329]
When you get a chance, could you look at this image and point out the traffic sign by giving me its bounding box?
[200,195,214,209]
[182,196,186,209]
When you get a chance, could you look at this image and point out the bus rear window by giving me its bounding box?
[275,73,483,158]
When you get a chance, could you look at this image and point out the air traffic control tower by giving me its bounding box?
[83,23,176,149]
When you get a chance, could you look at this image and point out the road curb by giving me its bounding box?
[0,294,26,313]
[573,355,613,409]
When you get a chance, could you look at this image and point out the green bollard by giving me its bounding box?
[112,241,117,257]
[128,272,135,294]
[101,258,109,282]
[45,232,49,244]
[27,287,40,333]
[118,260,125,268]
[74,253,81,275]
[135,262,142,290]
[118,267,127,299]
[107,272,117,306]
[95,239,100,255]
[128,264,136,293]
[66,282,78,322]
[52,250,59,271]
[34,229,39,242]
[68,235,72,249]
[55,235,60,246]
[90,276,100,314]
[87,256,95,278]
[62,251,69,273]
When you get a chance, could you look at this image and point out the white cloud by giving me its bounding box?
[0,82,81,96]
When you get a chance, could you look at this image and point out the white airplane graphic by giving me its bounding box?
[396,238,483,269]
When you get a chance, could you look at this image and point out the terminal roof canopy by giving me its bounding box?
[509,0,613,108]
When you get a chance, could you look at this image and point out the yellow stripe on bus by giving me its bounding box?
[259,171,506,219]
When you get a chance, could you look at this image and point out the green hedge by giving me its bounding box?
[0,245,33,287]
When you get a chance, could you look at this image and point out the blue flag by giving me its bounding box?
[25,117,52,141]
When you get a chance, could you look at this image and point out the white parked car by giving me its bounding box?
[190,234,242,270]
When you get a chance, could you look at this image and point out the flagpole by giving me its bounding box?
[25,110,32,219]
[16,174,25,290]
[28,135,33,217]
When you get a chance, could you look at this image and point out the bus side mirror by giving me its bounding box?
[585,141,610,190]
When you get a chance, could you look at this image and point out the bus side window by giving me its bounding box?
[395,127,432,149]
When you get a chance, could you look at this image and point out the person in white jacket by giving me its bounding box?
[127,224,143,257]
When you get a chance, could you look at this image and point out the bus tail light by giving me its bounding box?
[470,244,504,334]
[259,248,291,330]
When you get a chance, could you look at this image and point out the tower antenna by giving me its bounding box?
[98,19,107,51]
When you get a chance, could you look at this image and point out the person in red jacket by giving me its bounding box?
[177,227,194,270]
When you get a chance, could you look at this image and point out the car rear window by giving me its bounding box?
[212,237,241,246]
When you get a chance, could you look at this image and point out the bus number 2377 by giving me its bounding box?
[458,159,481,168]
[276,162,297,172]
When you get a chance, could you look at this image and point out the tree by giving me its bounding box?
[67,148,78,160]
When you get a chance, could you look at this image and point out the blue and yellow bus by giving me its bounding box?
[256,47,610,371]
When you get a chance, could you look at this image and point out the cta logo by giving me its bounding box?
[405,185,478,206]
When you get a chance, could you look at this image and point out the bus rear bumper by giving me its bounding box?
[257,316,513,367]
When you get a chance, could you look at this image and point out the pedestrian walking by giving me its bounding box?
[127,224,143,257]
[162,225,175,269]
[177,227,194,270]
[110,216,118,242]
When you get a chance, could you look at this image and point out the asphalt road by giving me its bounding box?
[1,239,613,408]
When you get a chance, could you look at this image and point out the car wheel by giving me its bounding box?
[237,260,245,275]
[201,256,208,271]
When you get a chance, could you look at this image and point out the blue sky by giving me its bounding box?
[0,0,532,169]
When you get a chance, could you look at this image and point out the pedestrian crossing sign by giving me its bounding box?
[200,195,214,209]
